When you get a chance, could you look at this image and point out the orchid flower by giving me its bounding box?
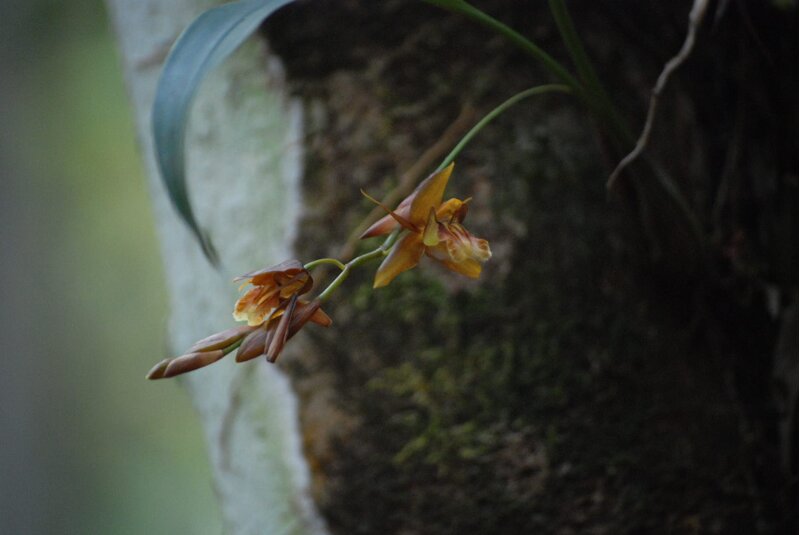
[148,163,491,379]
[360,163,491,288]
[147,261,331,379]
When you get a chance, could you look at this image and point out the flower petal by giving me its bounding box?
[437,257,483,279]
[360,189,418,232]
[422,208,440,247]
[233,289,277,325]
[360,192,417,239]
[409,163,453,225]
[454,197,471,223]
[468,235,492,262]
[233,259,305,283]
[436,223,491,264]
[373,232,425,288]
[360,213,400,239]
[309,307,333,327]
[436,197,471,223]
[278,272,313,298]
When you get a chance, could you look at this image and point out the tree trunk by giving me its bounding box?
[109,1,795,533]
[106,1,326,533]
[263,2,796,533]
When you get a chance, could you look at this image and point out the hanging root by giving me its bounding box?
[606,0,711,190]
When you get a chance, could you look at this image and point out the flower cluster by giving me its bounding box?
[147,261,330,379]
[232,260,331,363]
[147,163,490,379]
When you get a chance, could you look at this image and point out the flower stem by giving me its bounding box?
[317,229,401,302]
[304,257,346,271]
[437,84,572,171]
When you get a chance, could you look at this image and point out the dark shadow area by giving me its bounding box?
[266,1,797,533]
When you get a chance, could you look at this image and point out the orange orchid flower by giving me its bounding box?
[233,260,331,361]
[233,259,313,326]
[147,260,331,379]
[360,162,491,288]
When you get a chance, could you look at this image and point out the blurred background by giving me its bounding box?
[1,1,797,533]
[1,1,222,532]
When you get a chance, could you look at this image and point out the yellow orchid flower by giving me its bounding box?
[232,259,313,326]
[147,260,332,379]
[360,163,491,288]
[232,260,332,362]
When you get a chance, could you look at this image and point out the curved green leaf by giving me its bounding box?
[152,0,295,265]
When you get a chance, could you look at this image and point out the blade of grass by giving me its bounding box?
[548,1,610,112]
[423,0,582,94]
[423,0,628,146]
[547,0,632,144]
[426,0,707,255]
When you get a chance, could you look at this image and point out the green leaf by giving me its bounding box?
[152,0,295,265]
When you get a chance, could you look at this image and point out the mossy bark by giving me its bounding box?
[265,1,797,533]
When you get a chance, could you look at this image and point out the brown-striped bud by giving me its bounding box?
[187,325,255,353]
[162,350,225,378]
[265,294,297,362]
[288,299,332,337]
[146,358,172,380]
[236,328,267,363]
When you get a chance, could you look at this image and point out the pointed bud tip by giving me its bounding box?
[162,350,225,378]
[146,358,171,380]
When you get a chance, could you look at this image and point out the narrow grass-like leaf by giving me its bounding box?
[152,0,295,264]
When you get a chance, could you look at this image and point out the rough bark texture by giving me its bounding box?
[263,1,797,533]
[106,1,326,533]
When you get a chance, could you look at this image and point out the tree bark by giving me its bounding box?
[106,2,326,533]
[263,2,796,533]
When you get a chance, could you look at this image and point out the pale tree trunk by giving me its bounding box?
[106,1,326,534]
